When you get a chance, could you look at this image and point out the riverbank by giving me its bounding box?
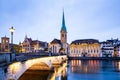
[68,57,120,60]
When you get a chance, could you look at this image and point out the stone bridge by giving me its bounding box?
[5,55,67,80]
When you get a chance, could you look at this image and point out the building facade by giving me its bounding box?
[114,44,120,57]
[21,36,48,53]
[101,38,119,57]
[70,39,100,57]
[49,11,69,54]
[0,36,10,53]
[49,39,62,53]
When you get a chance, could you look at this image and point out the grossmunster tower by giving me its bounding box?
[49,11,69,54]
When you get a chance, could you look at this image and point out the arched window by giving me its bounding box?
[62,34,64,37]
[74,49,75,53]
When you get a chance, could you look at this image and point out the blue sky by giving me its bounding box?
[0,0,120,44]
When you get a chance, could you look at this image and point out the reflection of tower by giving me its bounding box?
[1,36,10,52]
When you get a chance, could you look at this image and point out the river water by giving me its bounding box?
[67,60,120,80]
[19,60,120,80]
[1,60,120,80]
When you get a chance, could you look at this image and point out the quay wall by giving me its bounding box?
[68,57,120,60]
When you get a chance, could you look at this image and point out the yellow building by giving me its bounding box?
[70,39,100,57]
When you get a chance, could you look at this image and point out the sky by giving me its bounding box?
[0,0,120,44]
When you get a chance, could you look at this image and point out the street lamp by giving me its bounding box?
[9,26,15,62]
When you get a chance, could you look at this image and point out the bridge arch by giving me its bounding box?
[6,55,67,80]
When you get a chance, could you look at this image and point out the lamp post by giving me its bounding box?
[9,26,15,62]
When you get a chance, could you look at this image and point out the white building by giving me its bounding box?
[101,39,119,57]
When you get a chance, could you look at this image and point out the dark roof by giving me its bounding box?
[31,40,47,47]
[114,44,120,47]
[39,41,47,47]
[1,36,9,39]
[71,39,99,44]
[100,41,107,44]
[50,39,62,44]
[27,38,32,43]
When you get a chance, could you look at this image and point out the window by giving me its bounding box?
[62,34,64,37]
[91,50,92,53]
[2,40,4,43]
[74,49,75,53]
[6,40,8,43]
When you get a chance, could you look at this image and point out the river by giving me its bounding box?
[19,60,120,80]
[1,60,120,80]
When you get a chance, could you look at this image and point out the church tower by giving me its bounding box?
[60,10,67,44]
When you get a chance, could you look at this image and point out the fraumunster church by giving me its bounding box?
[49,11,69,54]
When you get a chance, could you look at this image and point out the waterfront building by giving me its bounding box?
[0,36,20,53]
[49,11,69,54]
[114,44,120,57]
[100,38,119,57]
[21,35,48,53]
[0,36,10,53]
[49,39,62,53]
[113,40,120,57]
[70,39,100,57]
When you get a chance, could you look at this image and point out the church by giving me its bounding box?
[49,11,69,54]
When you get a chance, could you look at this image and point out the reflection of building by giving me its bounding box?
[0,36,10,53]
[114,61,120,71]
[70,39,100,57]
[49,11,69,54]
[101,38,120,57]
[21,35,48,53]
[71,60,100,73]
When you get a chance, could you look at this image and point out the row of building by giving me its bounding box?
[70,38,120,57]
[1,11,120,57]
[0,35,48,53]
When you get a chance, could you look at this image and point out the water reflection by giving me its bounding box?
[51,62,67,80]
[114,61,120,71]
[71,60,100,73]
[0,68,5,80]
[69,60,120,80]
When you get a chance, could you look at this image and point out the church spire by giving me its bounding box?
[61,10,67,32]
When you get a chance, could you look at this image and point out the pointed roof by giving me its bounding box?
[60,10,67,32]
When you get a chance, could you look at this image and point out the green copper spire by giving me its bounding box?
[61,10,67,32]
